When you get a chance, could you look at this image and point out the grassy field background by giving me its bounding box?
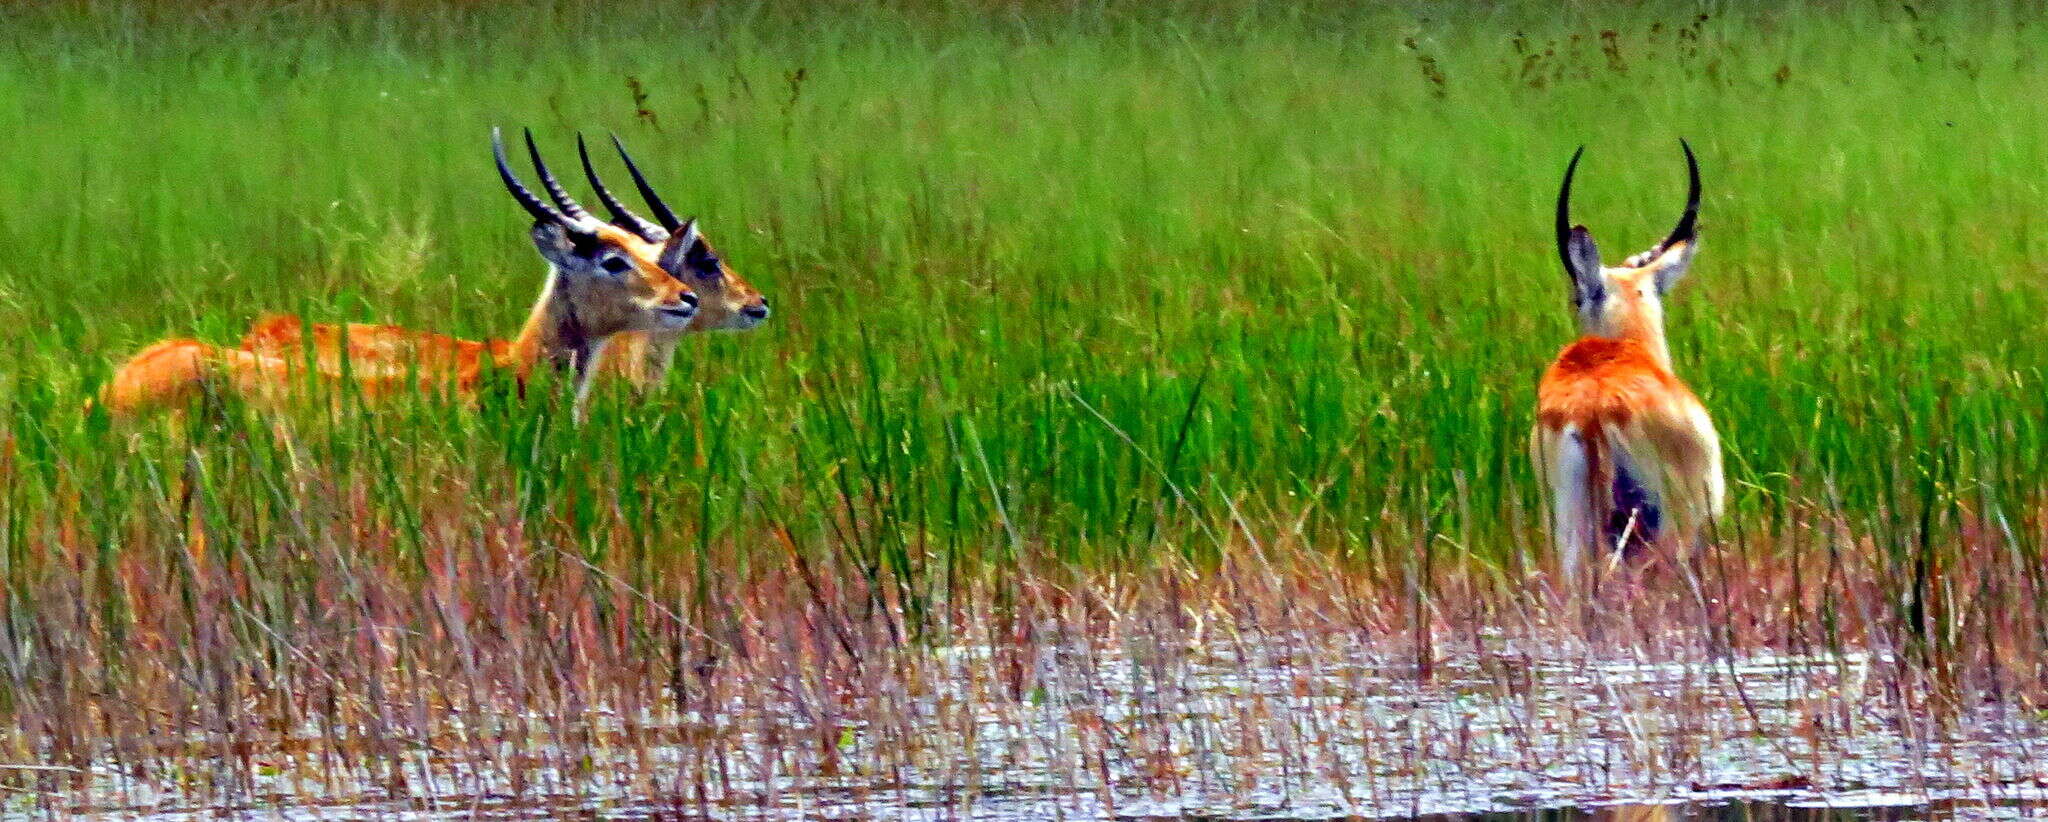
[4,0,2048,812]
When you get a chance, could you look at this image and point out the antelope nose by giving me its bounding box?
[742,301,769,320]
[681,293,700,310]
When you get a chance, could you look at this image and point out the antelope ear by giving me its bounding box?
[1564,225,1604,306]
[531,221,600,268]
[657,218,703,272]
[1648,238,1699,294]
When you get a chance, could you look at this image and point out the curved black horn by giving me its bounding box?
[1556,145,1585,280]
[578,133,665,242]
[494,127,582,232]
[1660,138,1702,251]
[610,133,682,231]
[522,128,593,223]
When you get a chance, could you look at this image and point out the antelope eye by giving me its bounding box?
[694,255,722,279]
[600,256,632,274]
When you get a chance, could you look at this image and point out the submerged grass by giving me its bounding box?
[3,0,2048,815]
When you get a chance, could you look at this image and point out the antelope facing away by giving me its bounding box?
[99,128,701,419]
[1533,141,1724,580]
[579,134,770,388]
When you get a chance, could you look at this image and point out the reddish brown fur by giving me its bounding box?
[1536,337,1696,435]
[1533,244,1723,575]
[239,314,510,384]
[104,223,693,417]
[98,340,238,416]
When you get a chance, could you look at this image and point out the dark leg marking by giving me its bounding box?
[1608,461,1662,558]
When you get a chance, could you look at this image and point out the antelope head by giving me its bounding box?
[494,128,700,339]
[576,133,771,331]
[1554,139,1702,364]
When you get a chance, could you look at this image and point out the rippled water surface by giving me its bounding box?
[45,639,2048,821]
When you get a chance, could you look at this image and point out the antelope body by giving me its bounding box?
[1533,141,1724,579]
[100,129,701,418]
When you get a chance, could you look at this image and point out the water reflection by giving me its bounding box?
[1427,797,2028,822]
[55,645,2048,820]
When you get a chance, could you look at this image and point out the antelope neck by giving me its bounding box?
[1601,316,1673,373]
[507,271,605,387]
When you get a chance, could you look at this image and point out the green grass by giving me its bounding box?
[3,0,2048,811]
[11,1,2044,561]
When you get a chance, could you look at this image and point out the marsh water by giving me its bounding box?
[63,789,2048,820]
[48,636,2048,821]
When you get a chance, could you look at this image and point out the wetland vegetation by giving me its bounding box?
[3,1,2048,817]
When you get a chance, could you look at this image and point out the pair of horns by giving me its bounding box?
[492,127,684,244]
[578,133,683,242]
[1555,139,1701,278]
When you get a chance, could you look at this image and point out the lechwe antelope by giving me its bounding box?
[1533,140,1724,580]
[100,128,700,418]
[576,134,770,388]
[241,133,768,392]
